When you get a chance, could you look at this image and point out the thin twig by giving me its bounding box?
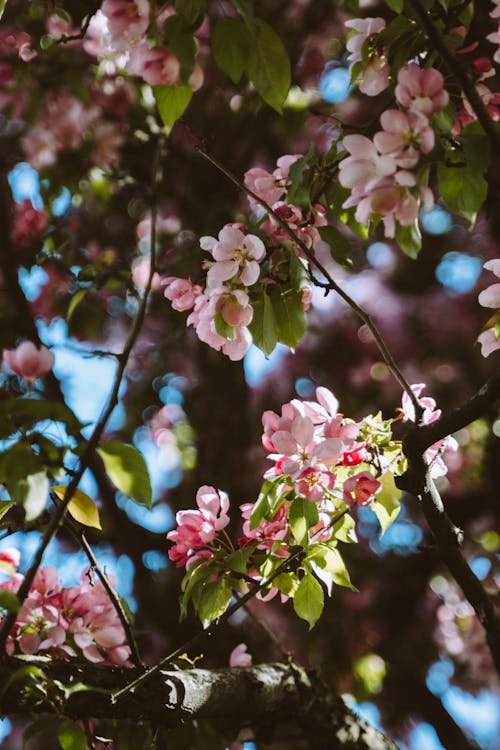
[240,598,291,660]
[194,145,423,418]
[0,138,163,653]
[50,491,142,667]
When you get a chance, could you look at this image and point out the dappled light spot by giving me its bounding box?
[435,252,482,294]
[319,62,353,104]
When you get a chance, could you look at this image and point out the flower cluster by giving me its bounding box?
[163,225,267,361]
[339,63,448,238]
[3,341,54,381]
[345,17,389,96]
[167,485,230,568]
[88,0,203,90]
[167,387,406,613]
[244,154,327,253]
[0,563,130,665]
[399,383,458,478]
[168,384,461,625]
[477,259,500,357]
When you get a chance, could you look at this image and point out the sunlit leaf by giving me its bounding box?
[97,441,152,508]
[52,486,102,529]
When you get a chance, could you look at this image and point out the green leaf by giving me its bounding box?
[371,472,401,534]
[248,286,278,356]
[246,19,291,112]
[250,476,287,529]
[0,399,82,438]
[197,576,232,628]
[97,441,152,508]
[52,486,102,529]
[293,571,324,629]
[270,284,306,349]
[175,0,206,28]
[333,512,357,543]
[289,496,319,547]
[311,544,356,590]
[437,163,487,226]
[231,0,255,20]
[164,15,197,80]
[66,289,86,323]
[224,547,253,575]
[180,561,211,620]
[0,1,7,22]
[0,500,14,521]
[211,18,250,84]
[154,84,193,133]
[384,0,403,10]
[395,220,422,259]
[214,311,235,340]
[0,590,20,613]
[318,225,353,268]
[58,720,87,750]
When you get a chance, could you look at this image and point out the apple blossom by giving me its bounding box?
[201,225,266,287]
[395,64,449,116]
[343,471,381,507]
[345,17,389,96]
[3,341,54,381]
[478,259,500,309]
[167,485,230,567]
[229,643,253,668]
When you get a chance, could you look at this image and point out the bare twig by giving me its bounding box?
[51,491,142,667]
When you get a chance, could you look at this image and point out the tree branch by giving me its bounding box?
[0,656,400,749]
[407,0,500,151]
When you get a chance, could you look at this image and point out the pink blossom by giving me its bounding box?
[164,277,202,311]
[244,167,283,206]
[399,384,458,477]
[339,135,397,195]
[131,258,161,291]
[10,200,48,247]
[3,341,54,381]
[395,64,449,116]
[478,327,500,357]
[201,225,265,287]
[270,413,343,476]
[295,466,336,502]
[101,0,150,48]
[343,471,381,506]
[301,285,313,311]
[229,643,253,668]
[478,259,500,309]
[345,17,389,96]
[22,126,57,170]
[374,110,434,169]
[167,486,230,567]
[240,503,288,553]
[127,42,180,86]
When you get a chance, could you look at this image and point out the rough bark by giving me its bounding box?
[0,657,399,749]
